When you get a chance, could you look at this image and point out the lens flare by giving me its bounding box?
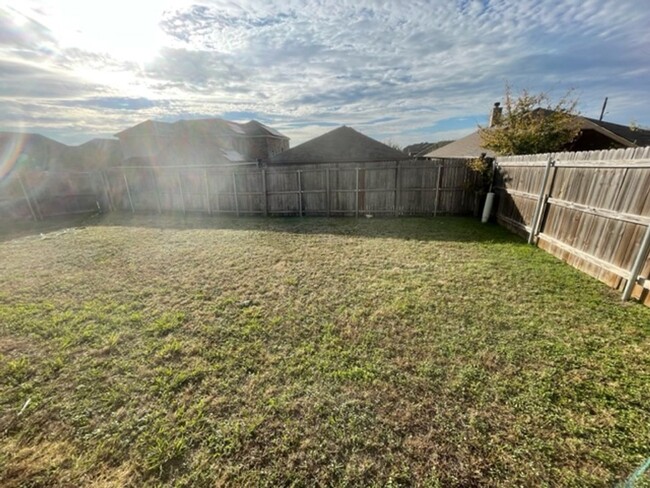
[0,132,28,182]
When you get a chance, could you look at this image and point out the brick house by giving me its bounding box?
[115,118,289,166]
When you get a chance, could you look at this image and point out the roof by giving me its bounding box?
[114,120,173,137]
[241,120,288,138]
[580,117,650,147]
[0,133,122,172]
[403,142,435,157]
[116,118,288,140]
[63,138,122,169]
[0,132,68,172]
[153,131,234,165]
[424,113,650,159]
[175,118,246,137]
[424,131,496,159]
[271,126,410,164]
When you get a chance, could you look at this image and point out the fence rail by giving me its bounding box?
[104,161,478,217]
[494,146,650,305]
[1,159,479,221]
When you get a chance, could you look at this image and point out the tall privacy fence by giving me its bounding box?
[0,159,480,220]
[0,170,106,220]
[495,146,650,304]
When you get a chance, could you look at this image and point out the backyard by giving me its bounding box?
[0,214,649,487]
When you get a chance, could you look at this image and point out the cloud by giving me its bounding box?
[62,97,158,110]
[1,0,649,146]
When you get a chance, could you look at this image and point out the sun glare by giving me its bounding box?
[21,0,181,64]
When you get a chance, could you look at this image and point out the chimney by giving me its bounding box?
[489,102,502,127]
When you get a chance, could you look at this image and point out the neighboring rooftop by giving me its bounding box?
[115,118,289,140]
[424,112,650,159]
[271,126,411,164]
[424,132,497,159]
[579,116,650,147]
[404,141,455,158]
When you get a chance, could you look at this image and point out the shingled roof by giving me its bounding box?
[424,113,650,159]
[271,126,410,164]
[424,131,496,159]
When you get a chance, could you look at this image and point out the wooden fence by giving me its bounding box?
[1,159,480,220]
[495,146,650,304]
[0,170,105,220]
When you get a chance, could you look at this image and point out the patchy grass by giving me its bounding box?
[0,213,649,487]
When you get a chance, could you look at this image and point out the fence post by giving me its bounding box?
[232,172,239,217]
[528,156,554,244]
[326,168,331,217]
[394,163,400,216]
[420,167,427,215]
[214,172,221,214]
[355,168,360,218]
[262,168,268,216]
[204,169,211,215]
[175,171,185,214]
[434,164,443,216]
[18,174,39,221]
[152,168,162,213]
[123,171,135,213]
[622,224,650,301]
[101,171,114,212]
[297,170,303,217]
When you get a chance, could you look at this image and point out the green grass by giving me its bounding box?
[1,214,649,487]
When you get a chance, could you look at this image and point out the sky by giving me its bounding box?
[1,0,649,147]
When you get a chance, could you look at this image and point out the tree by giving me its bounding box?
[384,140,404,153]
[479,86,581,156]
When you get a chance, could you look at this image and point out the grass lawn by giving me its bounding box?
[1,214,649,487]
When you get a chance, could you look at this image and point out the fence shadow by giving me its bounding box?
[64,211,521,245]
[0,213,98,243]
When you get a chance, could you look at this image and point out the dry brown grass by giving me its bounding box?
[1,213,649,487]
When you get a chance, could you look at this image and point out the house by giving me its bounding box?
[65,139,122,170]
[0,132,124,175]
[114,118,289,166]
[424,103,650,159]
[0,132,68,174]
[404,141,455,159]
[404,142,436,158]
[423,131,498,159]
[270,126,410,165]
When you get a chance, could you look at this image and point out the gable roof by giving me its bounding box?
[115,118,288,140]
[114,120,173,137]
[241,120,289,138]
[580,117,650,147]
[0,132,69,172]
[424,131,496,159]
[271,126,409,164]
[424,114,650,159]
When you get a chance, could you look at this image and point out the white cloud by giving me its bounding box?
[1,0,649,145]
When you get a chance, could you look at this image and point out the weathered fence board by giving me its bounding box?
[495,146,650,305]
[1,159,479,222]
[1,170,105,220]
[103,160,478,216]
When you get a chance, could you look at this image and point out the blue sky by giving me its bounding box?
[1,0,649,147]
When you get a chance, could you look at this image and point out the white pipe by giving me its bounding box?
[481,192,495,223]
[622,224,650,301]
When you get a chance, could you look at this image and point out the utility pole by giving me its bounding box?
[599,97,608,121]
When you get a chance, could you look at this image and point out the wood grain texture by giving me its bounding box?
[495,147,650,304]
